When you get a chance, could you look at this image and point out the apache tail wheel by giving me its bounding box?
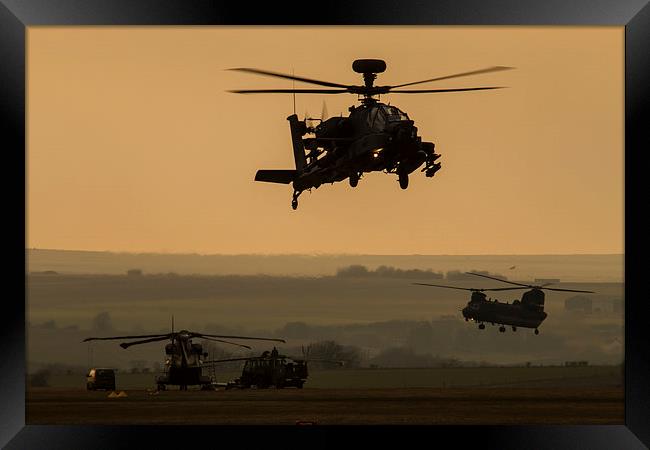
[349,173,359,187]
[534,329,540,335]
[398,172,409,189]
[291,199,298,210]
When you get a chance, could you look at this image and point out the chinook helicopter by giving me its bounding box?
[414,272,595,335]
[203,346,343,389]
[229,59,513,209]
[83,319,285,391]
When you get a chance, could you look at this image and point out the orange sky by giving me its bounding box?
[27,27,624,255]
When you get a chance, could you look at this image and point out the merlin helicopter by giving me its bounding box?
[83,320,286,391]
[414,272,595,335]
[229,59,513,209]
[203,346,343,389]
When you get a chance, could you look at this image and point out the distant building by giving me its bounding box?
[535,278,560,284]
[564,295,593,313]
[611,298,624,314]
[564,361,589,367]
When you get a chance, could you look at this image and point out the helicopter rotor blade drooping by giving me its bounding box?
[464,272,595,293]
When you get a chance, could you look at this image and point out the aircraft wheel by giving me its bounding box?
[478,323,485,330]
[499,326,506,333]
[398,172,409,189]
[349,173,359,187]
[534,329,539,335]
[512,326,517,332]
[291,199,298,210]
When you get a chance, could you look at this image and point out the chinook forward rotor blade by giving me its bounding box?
[83,333,169,343]
[120,335,172,349]
[389,86,505,94]
[229,89,348,94]
[228,68,350,89]
[390,66,514,89]
[465,272,533,287]
[413,282,524,292]
[199,337,252,349]
[193,333,285,343]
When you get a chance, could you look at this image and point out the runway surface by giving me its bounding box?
[27,386,623,425]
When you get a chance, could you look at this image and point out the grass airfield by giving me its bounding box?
[27,365,623,425]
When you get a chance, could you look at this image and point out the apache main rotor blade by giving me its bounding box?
[229,89,348,94]
[391,66,514,89]
[389,86,505,94]
[228,68,350,89]
[194,333,286,343]
[199,337,252,349]
[83,333,170,342]
[120,335,172,349]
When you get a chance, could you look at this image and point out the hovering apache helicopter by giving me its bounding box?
[414,272,595,335]
[229,59,513,209]
[203,346,343,389]
[83,319,285,391]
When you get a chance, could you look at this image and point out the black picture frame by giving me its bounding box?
[2,1,647,448]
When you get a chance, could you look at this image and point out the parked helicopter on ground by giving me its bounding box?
[203,346,343,389]
[83,320,285,391]
[414,273,595,334]
[229,59,513,209]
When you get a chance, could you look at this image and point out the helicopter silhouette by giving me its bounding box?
[229,59,513,209]
[203,346,343,389]
[414,272,595,335]
[83,318,285,391]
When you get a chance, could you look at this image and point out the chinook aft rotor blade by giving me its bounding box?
[228,68,350,89]
[193,333,285,343]
[466,272,595,293]
[539,287,595,293]
[391,66,515,89]
[413,282,524,292]
[390,87,505,94]
[83,333,170,343]
[199,337,252,349]
[120,335,173,349]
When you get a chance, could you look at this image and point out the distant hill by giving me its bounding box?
[26,248,623,282]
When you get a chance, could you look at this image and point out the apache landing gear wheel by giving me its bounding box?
[512,326,517,332]
[291,190,301,210]
[349,172,359,187]
[534,329,540,335]
[499,326,506,333]
[398,172,409,189]
[478,323,485,330]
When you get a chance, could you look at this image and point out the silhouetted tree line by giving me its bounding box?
[336,265,444,279]
[336,265,507,281]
